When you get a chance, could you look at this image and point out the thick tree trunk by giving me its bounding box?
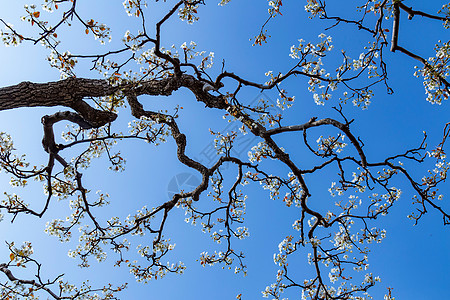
[0,78,118,127]
[0,75,225,127]
[0,78,115,110]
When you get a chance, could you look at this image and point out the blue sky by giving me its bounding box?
[0,0,449,299]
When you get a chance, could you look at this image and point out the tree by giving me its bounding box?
[0,0,448,299]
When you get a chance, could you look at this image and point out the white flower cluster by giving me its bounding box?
[211,130,237,155]
[316,134,347,154]
[199,250,233,267]
[8,241,34,266]
[248,141,275,163]
[414,40,449,104]
[273,235,295,267]
[134,45,179,79]
[261,270,287,298]
[282,172,303,207]
[178,3,199,24]
[122,0,147,17]
[47,50,77,78]
[180,41,215,69]
[129,116,170,146]
[438,3,450,29]
[0,22,22,47]
[130,239,185,283]
[289,34,338,105]
[42,0,59,12]
[304,0,324,18]
[268,0,283,17]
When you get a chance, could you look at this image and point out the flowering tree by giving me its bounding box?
[0,0,449,299]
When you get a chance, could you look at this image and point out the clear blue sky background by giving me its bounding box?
[0,1,449,299]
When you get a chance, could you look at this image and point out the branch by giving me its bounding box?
[266,117,367,167]
[398,2,450,21]
[0,263,60,299]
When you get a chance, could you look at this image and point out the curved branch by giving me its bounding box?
[266,117,367,167]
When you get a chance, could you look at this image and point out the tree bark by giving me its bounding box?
[0,75,227,127]
[0,78,118,127]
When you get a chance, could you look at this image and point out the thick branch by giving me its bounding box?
[390,3,400,52]
[398,2,450,21]
[0,78,117,127]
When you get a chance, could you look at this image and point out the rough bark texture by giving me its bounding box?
[0,78,115,109]
[0,78,118,127]
[0,75,228,128]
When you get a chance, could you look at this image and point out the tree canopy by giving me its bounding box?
[0,0,449,299]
